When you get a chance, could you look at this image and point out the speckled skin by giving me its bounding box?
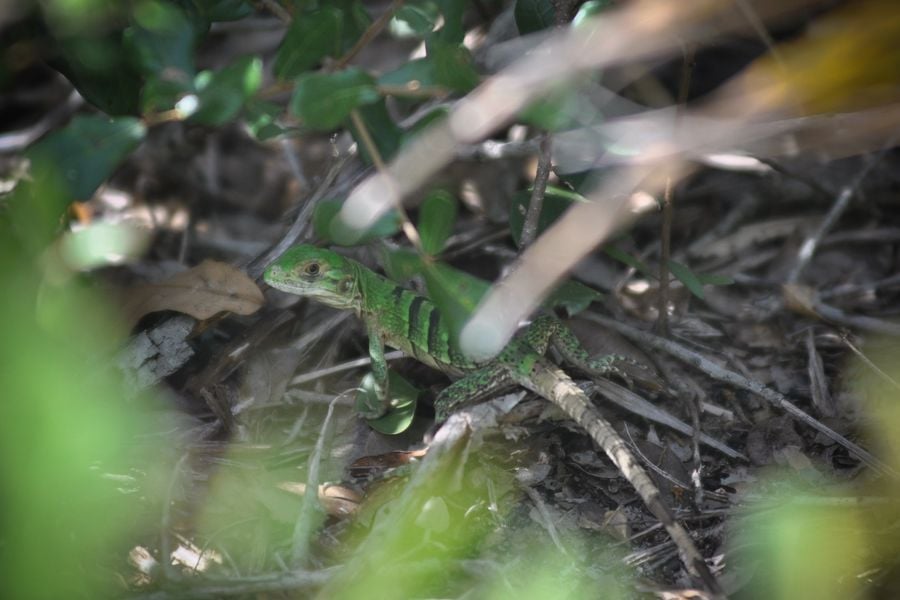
[264,245,627,419]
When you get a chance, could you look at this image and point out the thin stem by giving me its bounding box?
[520,134,552,248]
[334,0,405,70]
[349,109,424,253]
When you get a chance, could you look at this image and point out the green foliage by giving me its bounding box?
[357,371,420,434]
[668,260,734,300]
[0,152,170,597]
[391,4,439,37]
[572,0,616,27]
[273,7,343,79]
[129,0,197,75]
[379,58,441,89]
[348,99,406,163]
[290,68,380,130]
[243,99,288,140]
[26,115,146,200]
[429,40,480,92]
[418,190,458,255]
[423,261,492,344]
[509,185,587,248]
[543,280,602,316]
[314,198,401,246]
[191,55,262,125]
[514,0,556,34]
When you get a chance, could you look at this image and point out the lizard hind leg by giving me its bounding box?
[531,315,644,387]
[433,366,513,422]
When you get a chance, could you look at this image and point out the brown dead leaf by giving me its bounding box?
[122,260,264,328]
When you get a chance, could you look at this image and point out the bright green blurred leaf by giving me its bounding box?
[26,115,146,200]
[0,231,171,597]
[191,55,262,125]
[429,40,479,92]
[274,6,342,79]
[315,198,400,245]
[668,259,705,299]
[358,371,420,434]
[291,68,380,130]
[515,0,556,34]
[423,262,490,344]
[418,190,458,255]
[59,223,152,271]
[383,247,426,282]
[735,489,867,600]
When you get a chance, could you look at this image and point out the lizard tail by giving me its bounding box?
[517,363,721,595]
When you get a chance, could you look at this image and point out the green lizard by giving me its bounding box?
[264,244,716,588]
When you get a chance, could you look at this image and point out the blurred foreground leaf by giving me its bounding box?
[26,115,145,200]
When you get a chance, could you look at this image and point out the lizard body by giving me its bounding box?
[264,244,715,588]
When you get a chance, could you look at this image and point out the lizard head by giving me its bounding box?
[264,245,361,311]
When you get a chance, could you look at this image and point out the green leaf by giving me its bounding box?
[603,244,653,277]
[190,55,262,125]
[339,0,372,53]
[572,0,615,27]
[668,260,705,299]
[49,35,143,115]
[418,190,458,255]
[378,58,439,89]
[348,100,405,164]
[543,280,601,316]
[515,0,556,34]
[434,0,466,42]
[697,272,735,286]
[429,41,479,92]
[290,68,380,130]
[358,371,420,434]
[509,186,586,247]
[314,198,400,245]
[273,7,342,79]
[26,115,146,200]
[383,248,427,282]
[422,262,490,345]
[391,5,438,37]
[244,99,287,140]
[127,0,197,76]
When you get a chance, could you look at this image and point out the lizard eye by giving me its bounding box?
[305,262,320,276]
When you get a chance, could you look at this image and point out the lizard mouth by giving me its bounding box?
[264,266,357,310]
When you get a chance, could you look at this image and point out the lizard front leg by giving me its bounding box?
[433,365,513,422]
[363,324,391,419]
